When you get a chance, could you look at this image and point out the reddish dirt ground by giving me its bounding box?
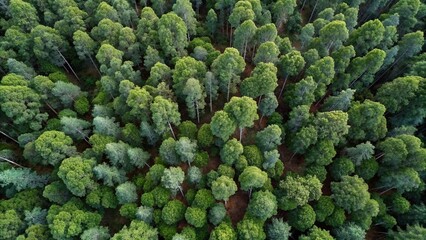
[226,190,249,226]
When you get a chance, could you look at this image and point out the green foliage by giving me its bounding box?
[162,200,186,225]
[288,204,316,232]
[112,220,158,240]
[211,176,237,203]
[116,182,137,204]
[237,218,266,240]
[185,207,207,228]
[210,222,237,240]
[239,166,268,193]
[247,190,277,221]
[331,175,370,213]
[58,157,96,197]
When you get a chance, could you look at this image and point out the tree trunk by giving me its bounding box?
[239,127,243,141]
[168,121,176,139]
[209,85,213,112]
[58,50,81,82]
[278,75,289,99]
[308,0,318,23]
[257,95,263,105]
[0,156,24,168]
[301,0,307,10]
[195,101,200,124]
[89,55,101,76]
[0,130,19,144]
[259,115,264,127]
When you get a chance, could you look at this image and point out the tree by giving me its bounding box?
[253,41,279,64]
[247,190,277,221]
[126,86,152,121]
[211,48,245,100]
[278,175,322,210]
[330,157,355,180]
[239,166,268,196]
[208,203,227,226]
[31,25,80,80]
[376,76,422,114]
[266,218,291,240]
[158,12,188,59]
[224,96,259,140]
[47,199,102,240]
[272,0,297,29]
[314,111,349,145]
[233,20,256,59]
[241,62,278,99]
[331,175,370,213]
[346,141,375,166]
[159,138,180,166]
[220,138,244,165]
[389,0,421,34]
[210,110,236,142]
[187,166,202,186]
[319,20,348,52]
[278,50,305,98]
[306,56,335,99]
[0,168,48,192]
[377,168,421,194]
[288,204,316,232]
[175,137,197,166]
[173,56,206,98]
[211,176,237,205]
[0,209,24,240]
[284,77,317,108]
[30,130,76,166]
[237,218,266,240]
[300,226,333,240]
[255,124,282,152]
[197,123,214,148]
[146,62,170,87]
[321,89,355,112]
[185,207,207,228]
[161,167,185,196]
[111,220,158,240]
[172,0,197,39]
[178,121,198,140]
[206,9,218,37]
[203,71,219,112]
[116,182,137,204]
[182,78,206,123]
[60,116,91,141]
[348,100,387,142]
[81,227,111,240]
[348,19,385,55]
[0,84,48,131]
[347,48,386,90]
[57,157,96,197]
[162,200,186,225]
[93,163,127,187]
[259,93,279,122]
[334,223,366,240]
[210,223,237,240]
[151,96,181,138]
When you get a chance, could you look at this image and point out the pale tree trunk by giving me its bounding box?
[308,0,318,23]
[168,121,176,139]
[88,55,101,76]
[239,127,243,141]
[278,75,289,99]
[0,156,24,168]
[0,130,19,144]
[57,50,81,82]
[195,101,200,124]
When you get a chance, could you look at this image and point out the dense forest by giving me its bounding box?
[0,0,426,239]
